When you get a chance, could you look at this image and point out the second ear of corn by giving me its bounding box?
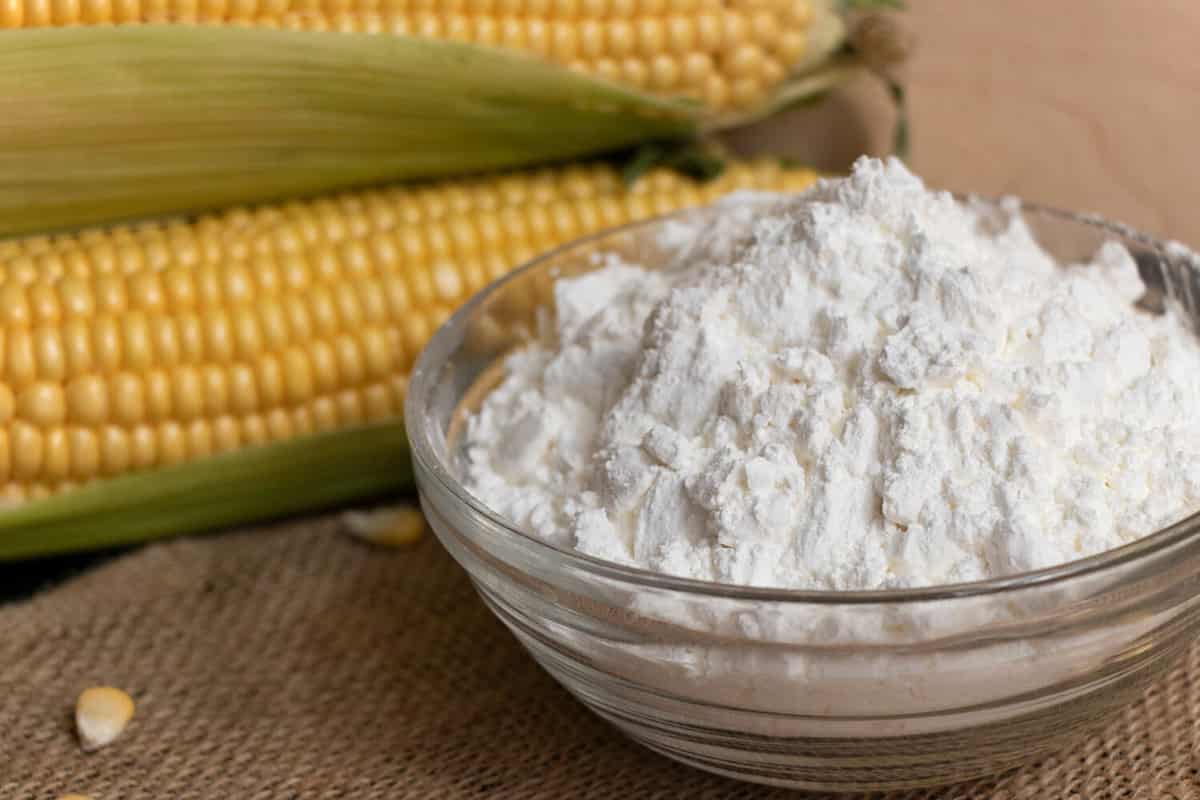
[0,160,817,554]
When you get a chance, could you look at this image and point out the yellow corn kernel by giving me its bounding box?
[157,421,187,464]
[649,54,679,90]
[310,340,339,393]
[0,283,30,327]
[694,11,722,50]
[0,385,12,424]
[213,414,241,451]
[310,395,338,431]
[186,418,214,458]
[29,282,60,324]
[703,72,730,108]
[17,381,65,426]
[774,28,806,63]
[92,317,122,373]
[241,411,268,444]
[291,404,314,436]
[11,421,43,480]
[43,427,69,481]
[101,425,131,475]
[75,686,135,752]
[730,76,765,108]
[68,428,100,478]
[131,424,157,468]
[726,43,764,78]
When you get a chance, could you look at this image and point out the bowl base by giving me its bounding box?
[573,686,1115,793]
[511,620,1182,793]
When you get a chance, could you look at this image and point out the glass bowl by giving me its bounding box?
[405,197,1200,792]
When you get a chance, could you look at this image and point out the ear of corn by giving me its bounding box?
[0,1,866,237]
[0,159,819,560]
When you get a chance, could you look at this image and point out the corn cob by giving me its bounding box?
[0,159,818,558]
[1,0,841,113]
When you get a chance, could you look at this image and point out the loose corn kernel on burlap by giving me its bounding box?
[75,686,135,752]
[0,514,1198,799]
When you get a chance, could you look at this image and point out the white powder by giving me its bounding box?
[461,157,1200,591]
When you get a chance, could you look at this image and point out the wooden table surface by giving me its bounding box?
[730,0,1200,246]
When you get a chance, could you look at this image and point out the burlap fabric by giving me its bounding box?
[1,517,1198,799]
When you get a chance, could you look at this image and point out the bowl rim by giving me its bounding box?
[406,194,1200,606]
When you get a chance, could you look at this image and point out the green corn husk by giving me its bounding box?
[0,11,878,239]
[0,25,699,238]
[0,423,411,561]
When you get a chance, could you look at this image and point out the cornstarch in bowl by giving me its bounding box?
[460,157,1200,590]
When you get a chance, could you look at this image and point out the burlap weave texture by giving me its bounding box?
[1,517,1198,799]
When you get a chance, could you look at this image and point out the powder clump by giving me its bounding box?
[461,157,1200,590]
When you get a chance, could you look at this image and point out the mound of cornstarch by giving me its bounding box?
[461,157,1200,590]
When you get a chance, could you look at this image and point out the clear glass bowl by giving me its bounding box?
[405,198,1200,792]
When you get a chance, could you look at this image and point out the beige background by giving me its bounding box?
[729,0,1200,246]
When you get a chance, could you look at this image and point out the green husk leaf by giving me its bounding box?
[619,141,727,185]
[0,25,700,238]
[619,144,672,185]
[887,79,910,159]
[0,422,412,561]
[664,148,727,182]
